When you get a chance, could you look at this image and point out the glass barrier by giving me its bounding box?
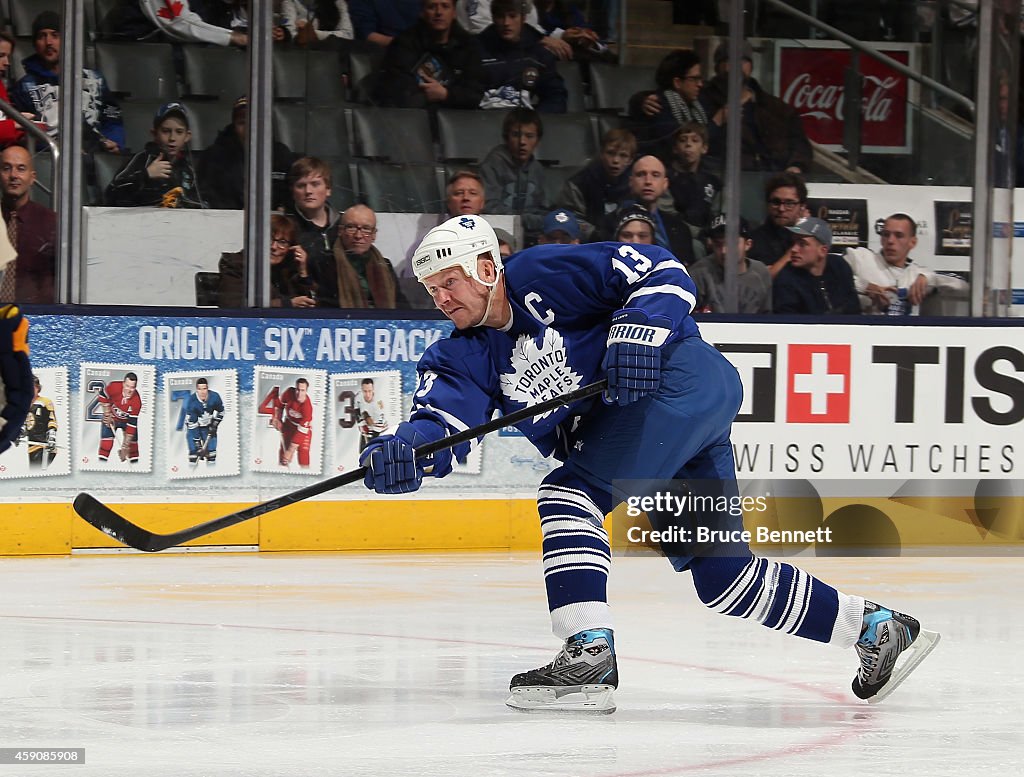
[3,1,1018,316]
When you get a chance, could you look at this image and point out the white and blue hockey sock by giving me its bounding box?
[538,469,613,640]
[689,555,865,647]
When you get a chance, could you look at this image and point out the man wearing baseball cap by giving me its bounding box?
[689,214,771,314]
[772,216,860,315]
[538,209,580,245]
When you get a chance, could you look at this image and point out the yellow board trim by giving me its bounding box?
[1,495,1022,556]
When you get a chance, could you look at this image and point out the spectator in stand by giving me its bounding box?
[603,154,695,264]
[0,30,14,92]
[0,146,56,303]
[747,172,808,278]
[667,121,720,237]
[281,0,354,48]
[495,227,515,256]
[12,12,124,153]
[333,204,408,308]
[480,107,549,242]
[0,33,23,148]
[286,156,342,307]
[476,0,568,113]
[106,101,205,208]
[537,208,580,244]
[611,204,656,244]
[128,0,250,46]
[844,213,967,315]
[773,217,860,315]
[457,0,572,60]
[702,41,812,175]
[373,0,484,110]
[689,214,771,314]
[445,170,485,217]
[628,49,708,159]
[349,0,421,47]
[556,127,635,242]
[533,0,613,62]
[217,214,318,308]
[198,96,296,212]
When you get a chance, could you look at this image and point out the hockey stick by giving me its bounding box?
[74,379,608,552]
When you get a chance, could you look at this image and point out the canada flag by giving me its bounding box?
[158,1,185,20]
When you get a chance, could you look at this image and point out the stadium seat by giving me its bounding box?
[272,102,307,155]
[536,113,596,167]
[590,63,655,115]
[592,112,626,147]
[556,60,588,112]
[304,104,350,160]
[351,107,435,164]
[348,49,385,104]
[541,164,583,212]
[273,48,308,101]
[305,50,349,105]
[118,99,165,153]
[10,0,60,37]
[356,161,442,213]
[436,109,505,164]
[92,151,128,204]
[324,157,357,211]
[96,42,179,101]
[194,271,221,306]
[183,46,248,101]
[183,100,230,150]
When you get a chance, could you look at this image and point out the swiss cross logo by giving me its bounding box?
[786,344,851,423]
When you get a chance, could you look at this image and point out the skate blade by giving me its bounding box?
[868,629,941,704]
[506,684,616,714]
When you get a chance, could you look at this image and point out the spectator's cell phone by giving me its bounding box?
[285,248,296,261]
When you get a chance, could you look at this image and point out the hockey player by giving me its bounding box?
[97,372,142,464]
[22,374,57,468]
[356,377,389,453]
[0,304,32,456]
[183,378,224,464]
[359,215,939,713]
[274,378,313,467]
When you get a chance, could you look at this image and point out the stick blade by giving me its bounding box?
[73,493,168,552]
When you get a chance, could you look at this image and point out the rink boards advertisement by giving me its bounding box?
[1,313,1021,553]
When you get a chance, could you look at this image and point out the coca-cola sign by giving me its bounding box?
[776,42,916,154]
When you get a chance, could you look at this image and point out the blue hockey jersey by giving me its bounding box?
[183,390,225,430]
[410,241,700,458]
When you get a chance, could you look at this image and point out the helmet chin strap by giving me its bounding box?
[468,255,503,328]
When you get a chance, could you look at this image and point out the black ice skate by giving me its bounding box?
[852,601,940,703]
[506,628,618,713]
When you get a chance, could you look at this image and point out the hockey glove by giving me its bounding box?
[359,419,453,495]
[601,308,671,406]
[46,428,57,454]
[0,305,31,455]
[208,418,220,437]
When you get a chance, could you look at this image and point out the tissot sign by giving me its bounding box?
[706,323,1023,478]
[775,41,917,154]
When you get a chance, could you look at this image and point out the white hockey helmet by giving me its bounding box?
[411,215,503,286]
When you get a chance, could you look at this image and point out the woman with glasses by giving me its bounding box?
[628,48,707,159]
[217,214,317,308]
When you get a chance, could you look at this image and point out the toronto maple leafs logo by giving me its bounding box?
[459,216,476,230]
[499,330,583,420]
